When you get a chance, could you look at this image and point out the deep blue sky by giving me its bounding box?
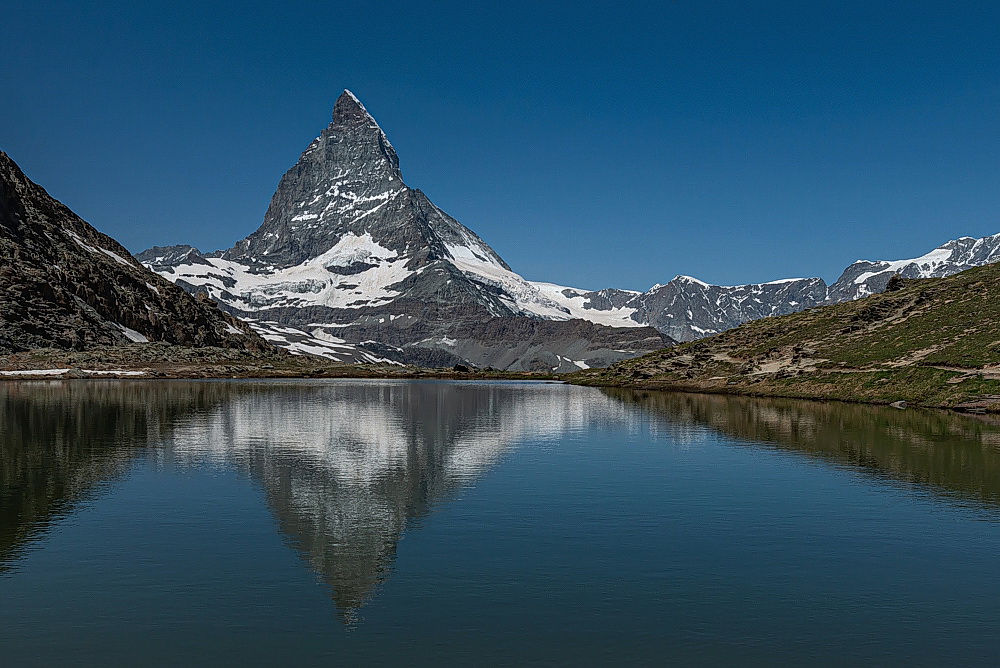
[2,1,999,290]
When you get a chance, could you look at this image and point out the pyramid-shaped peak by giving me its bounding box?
[333,89,379,126]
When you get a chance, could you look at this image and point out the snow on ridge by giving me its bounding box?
[67,231,135,269]
[852,245,954,273]
[152,233,416,312]
[675,275,710,287]
[445,243,644,327]
[528,281,644,328]
[761,277,810,285]
[652,275,803,291]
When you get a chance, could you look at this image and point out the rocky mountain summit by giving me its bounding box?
[0,151,267,354]
[141,91,670,370]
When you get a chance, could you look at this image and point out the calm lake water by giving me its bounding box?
[3,379,1000,666]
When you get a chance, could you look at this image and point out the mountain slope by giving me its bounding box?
[141,91,670,370]
[0,151,268,354]
[572,263,1000,410]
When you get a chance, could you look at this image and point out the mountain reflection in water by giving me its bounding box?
[157,380,626,621]
[0,380,630,622]
[604,389,1000,511]
[6,380,1000,627]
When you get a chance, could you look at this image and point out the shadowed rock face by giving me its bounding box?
[0,151,269,354]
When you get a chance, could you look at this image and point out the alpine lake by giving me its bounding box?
[2,379,1000,666]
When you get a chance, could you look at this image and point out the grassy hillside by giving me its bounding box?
[569,263,1000,411]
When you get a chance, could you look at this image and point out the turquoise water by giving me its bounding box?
[2,380,1000,665]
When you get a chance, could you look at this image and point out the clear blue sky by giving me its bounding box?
[3,1,998,291]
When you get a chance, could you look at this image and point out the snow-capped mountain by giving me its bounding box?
[544,234,1000,342]
[139,90,1000,357]
[140,91,669,370]
[826,233,1000,302]
[0,151,266,354]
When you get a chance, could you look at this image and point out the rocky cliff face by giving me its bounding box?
[141,91,670,370]
[0,151,268,354]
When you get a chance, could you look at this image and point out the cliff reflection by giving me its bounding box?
[0,381,235,573]
[605,389,1000,510]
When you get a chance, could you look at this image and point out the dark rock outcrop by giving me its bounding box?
[0,151,269,354]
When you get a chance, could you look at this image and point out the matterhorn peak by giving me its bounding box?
[332,89,379,127]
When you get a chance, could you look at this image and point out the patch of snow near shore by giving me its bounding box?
[0,369,71,376]
[0,369,147,376]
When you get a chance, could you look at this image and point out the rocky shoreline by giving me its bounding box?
[0,343,559,381]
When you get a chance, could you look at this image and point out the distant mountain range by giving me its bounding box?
[568,233,1000,342]
[140,90,1000,364]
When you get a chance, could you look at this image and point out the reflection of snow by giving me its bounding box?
[164,380,637,486]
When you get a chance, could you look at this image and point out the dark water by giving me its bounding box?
[3,380,1000,666]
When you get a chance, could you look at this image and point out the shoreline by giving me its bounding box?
[6,343,1000,414]
[0,345,560,382]
[565,370,1000,414]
